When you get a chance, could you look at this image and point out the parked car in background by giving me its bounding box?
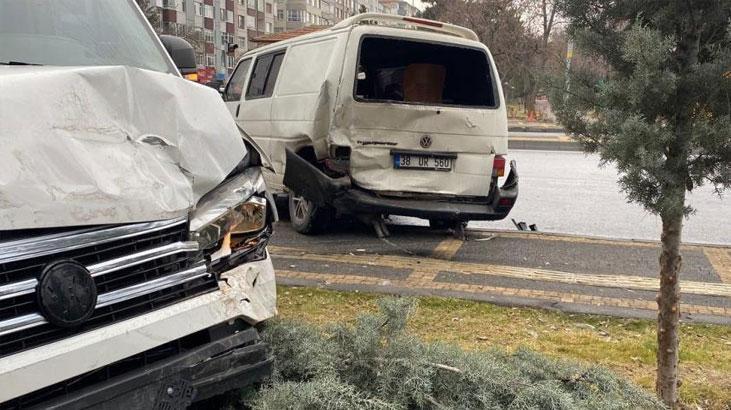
[0,1,277,408]
[222,13,518,235]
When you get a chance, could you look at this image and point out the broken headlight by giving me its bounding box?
[189,167,272,266]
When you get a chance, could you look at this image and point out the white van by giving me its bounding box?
[223,13,518,235]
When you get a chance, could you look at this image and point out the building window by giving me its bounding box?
[246,15,256,29]
[205,54,215,67]
[227,10,234,23]
[196,52,205,65]
[194,1,204,16]
[266,2,273,13]
[277,9,284,20]
[204,29,214,42]
[257,0,264,11]
[238,15,246,29]
[287,9,301,21]
[221,32,234,45]
[162,0,177,9]
[204,4,214,18]
[265,22,273,32]
[248,0,256,9]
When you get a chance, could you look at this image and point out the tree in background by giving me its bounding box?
[135,0,204,57]
[422,0,567,118]
[551,1,730,407]
[422,0,536,102]
[518,0,560,119]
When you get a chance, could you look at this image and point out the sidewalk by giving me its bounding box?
[270,222,731,325]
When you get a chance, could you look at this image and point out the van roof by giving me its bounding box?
[241,13,479,57]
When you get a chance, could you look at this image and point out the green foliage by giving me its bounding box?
[550,1,731,219]
[251,297,663,410]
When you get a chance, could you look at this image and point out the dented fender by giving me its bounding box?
[217,254,277,325]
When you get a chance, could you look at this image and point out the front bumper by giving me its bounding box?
[0,255,277,405]
[283,148,518,221]
[37,326,272,409]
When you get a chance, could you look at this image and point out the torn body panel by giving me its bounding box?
[0,65,246,230]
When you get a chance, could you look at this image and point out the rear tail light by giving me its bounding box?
[492,155,506,177]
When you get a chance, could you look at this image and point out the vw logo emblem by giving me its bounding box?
[420,135,432,148]
[37,260,97,328]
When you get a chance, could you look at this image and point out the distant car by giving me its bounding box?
[206,79,224,90]
[222,13,517,235]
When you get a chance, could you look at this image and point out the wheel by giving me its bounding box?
[288,193,333,234]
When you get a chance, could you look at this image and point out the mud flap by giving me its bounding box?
[283,148,350,206]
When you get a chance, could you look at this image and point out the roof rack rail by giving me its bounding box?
[331,13,479,42]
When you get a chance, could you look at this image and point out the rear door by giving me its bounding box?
[335,33,507,197]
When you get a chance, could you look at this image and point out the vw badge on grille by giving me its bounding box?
[37,261,97,327]
[420,135,432,148]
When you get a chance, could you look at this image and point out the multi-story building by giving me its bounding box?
[273,0,386,33]
[146,0,275,79]
[377,0,418,17]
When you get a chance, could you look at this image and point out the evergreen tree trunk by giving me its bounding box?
[656,210,683,408]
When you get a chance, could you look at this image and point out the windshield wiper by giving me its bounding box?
[0,61,42,66]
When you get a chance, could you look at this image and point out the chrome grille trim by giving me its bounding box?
[96,264,209,308]
[0,264,211,337]
[0,314,45,337]
[0,241,199,302]
[0,217,187,264]
[88,241,199,277]
[0,279,37,301]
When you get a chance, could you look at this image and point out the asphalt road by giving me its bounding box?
[395,149,730,245]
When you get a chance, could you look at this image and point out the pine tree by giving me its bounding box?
[551,1,731,407]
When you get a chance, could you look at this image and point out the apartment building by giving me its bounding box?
[147,0,274,78]
[273,0,387,33]
[377,0,418,17]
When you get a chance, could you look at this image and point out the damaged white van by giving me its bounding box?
[1,1,277,408]
[223,13,518,235]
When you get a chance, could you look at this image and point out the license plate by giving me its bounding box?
[393,153,453,171]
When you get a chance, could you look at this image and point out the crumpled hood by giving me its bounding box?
[0,66,246,230]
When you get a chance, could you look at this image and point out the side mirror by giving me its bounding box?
[159,35,197,76]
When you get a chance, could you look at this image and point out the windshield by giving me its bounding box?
[0,0,175,73]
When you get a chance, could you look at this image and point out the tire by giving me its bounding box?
[288,193,333,234]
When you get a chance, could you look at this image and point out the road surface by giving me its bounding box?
[396,149,730,245]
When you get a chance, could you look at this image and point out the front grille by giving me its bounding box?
[0,219,218,358]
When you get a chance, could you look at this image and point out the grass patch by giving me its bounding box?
[277,286,731,409]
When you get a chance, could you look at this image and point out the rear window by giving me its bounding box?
[354,37,497,108]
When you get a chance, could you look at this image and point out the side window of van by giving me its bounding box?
[223,58,251,102]
[245,50,285,99]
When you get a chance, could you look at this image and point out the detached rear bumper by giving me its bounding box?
[283,148,518,221]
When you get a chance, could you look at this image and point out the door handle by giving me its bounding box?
[235,104,240,117]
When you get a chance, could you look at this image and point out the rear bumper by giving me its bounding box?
[37,327,271,409]
[283,148,518,221]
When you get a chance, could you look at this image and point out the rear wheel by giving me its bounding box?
[288,193,333,234]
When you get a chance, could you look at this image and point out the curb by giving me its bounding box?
[508,125,566,133]
[508,139,582,151]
